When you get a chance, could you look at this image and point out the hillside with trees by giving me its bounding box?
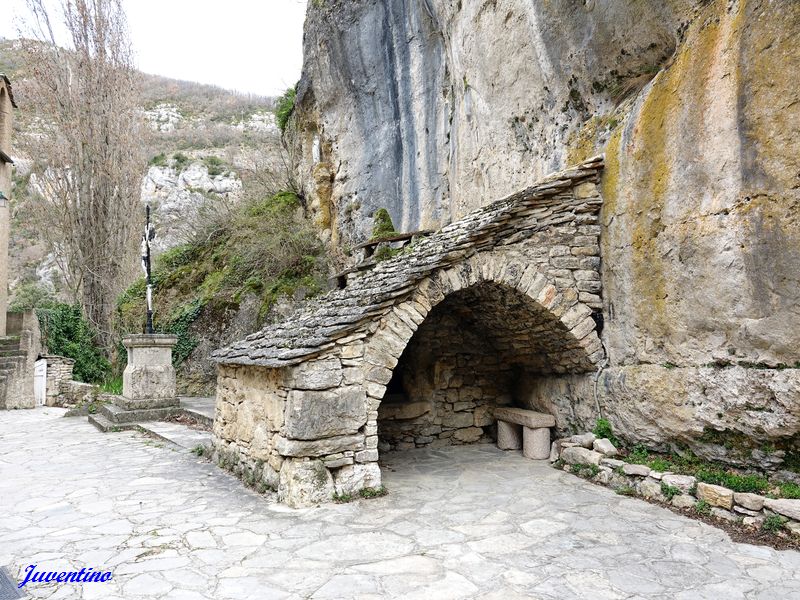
[1,20,326,394]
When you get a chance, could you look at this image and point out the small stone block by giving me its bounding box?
[672,494,696,509]
[696,482,734,510]
[560,446,603,466]
[734,492,765,512]
[622,464,651,477]
[592,438,618,456]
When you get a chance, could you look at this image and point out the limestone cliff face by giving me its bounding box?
[297,0,800,373]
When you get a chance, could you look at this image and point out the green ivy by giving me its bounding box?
[36,304,110,383]
[160,299,204,366]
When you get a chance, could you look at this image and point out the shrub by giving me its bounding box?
[374,245,402,262]
[9,282,56,312]
[359,486,388,499]
[661,482,681,501]
[592,418,619,446]
[275,86,297,133]
[648,457,672,472]
[100,376,123,395]
[778,481,800,499]
[695,469,769,494]
[36,304,110,383]
[172,152,191,171]
[202,155,226,178]
[149,153,167,167]
[762,515,786,533]
[370,208,398,241]
[570,463,600,477]
[694,500,711,515]
[627,444,650,465]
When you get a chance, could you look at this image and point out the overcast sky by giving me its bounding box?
[1,0,308,97]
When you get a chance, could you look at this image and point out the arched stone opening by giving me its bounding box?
[377,280,596,453]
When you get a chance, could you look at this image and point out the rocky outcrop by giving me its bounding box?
[295,0,800,461]
[141,161,241,251]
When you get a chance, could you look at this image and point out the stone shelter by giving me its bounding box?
[212,156,605,507]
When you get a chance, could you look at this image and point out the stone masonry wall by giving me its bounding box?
[378,307,513,451]
[43,356,74,406]
[211,165,606,506]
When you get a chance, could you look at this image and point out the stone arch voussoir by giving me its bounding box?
[361,251,605,404]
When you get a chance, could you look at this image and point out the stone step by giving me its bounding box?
[99,402,182,424]
[0,339,21,352]
[0,355,25,367]
[180,408,214,429]
[135,421,213,451]
[88,413,138,433]
[0,350,24,357]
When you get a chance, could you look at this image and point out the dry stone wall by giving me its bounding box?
[378,307,513,451]
[211,161,606,506]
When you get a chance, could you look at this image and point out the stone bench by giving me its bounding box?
[494,407,555,460]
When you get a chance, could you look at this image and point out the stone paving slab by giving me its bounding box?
[1,408,800,599]
[136,421,212,451]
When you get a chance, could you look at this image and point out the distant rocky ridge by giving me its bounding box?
[1,38,282,297]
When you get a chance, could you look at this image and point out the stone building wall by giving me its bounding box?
[2,311,40,410]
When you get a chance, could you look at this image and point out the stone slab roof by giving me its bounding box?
[212,155,604,368]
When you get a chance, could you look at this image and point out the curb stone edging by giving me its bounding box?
[550,432,800,542]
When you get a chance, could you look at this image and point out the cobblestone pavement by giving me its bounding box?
[2,408,800,599]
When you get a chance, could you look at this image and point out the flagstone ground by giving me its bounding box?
[2,408,800,599]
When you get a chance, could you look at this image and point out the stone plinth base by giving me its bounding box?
[122,334,178,409]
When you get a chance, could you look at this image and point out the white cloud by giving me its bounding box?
[1,0,308,97]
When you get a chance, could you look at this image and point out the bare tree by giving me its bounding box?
[19,0,145,351]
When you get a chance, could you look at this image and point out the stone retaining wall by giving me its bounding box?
[552,432,800,538]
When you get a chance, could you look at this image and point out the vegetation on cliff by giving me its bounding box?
[115,190,329,386]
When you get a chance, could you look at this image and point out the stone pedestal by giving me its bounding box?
[523,427,551,460]
[497,420,523,450]
[121,334,179,410]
